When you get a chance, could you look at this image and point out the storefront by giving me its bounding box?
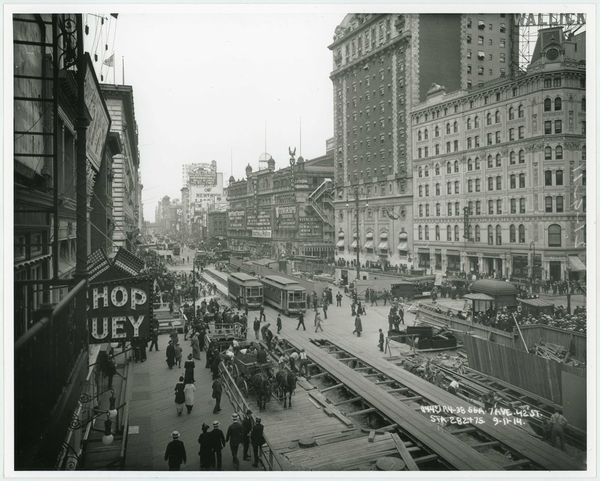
[467,253,479,273]
[511,254,528,279]
[418,248,430,269]
[446,250,460,273]
[434,249,442,271]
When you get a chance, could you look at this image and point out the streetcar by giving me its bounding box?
[227,272,263,309]
[172,244,181,256]
[261,275,307,316]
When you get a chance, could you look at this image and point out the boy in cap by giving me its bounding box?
[226,412,244,469]
[250,416,266,468]
[164,431,187,471]
[210,420,226,470]
[242,409,254,461]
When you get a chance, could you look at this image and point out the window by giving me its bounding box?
[500,38,505,48]
[545,146,552,160]
[435,144,440,155]
[447,225,452,241]
[582,97,586,111]
[487,133,493,145]
[425,166,429,177]
[519,173,525,188]
[446,142,451,153]
[519,149,525,163]
[447,162,452,174]
[435,183,440,195]
[435,125,440,137]
[468,158,473,171]
[496,153,501,167]
[475,225,481,242]
[509,107,514,120]
[556,145,563,160]
[487,155,493,168]
[467,34,472,44]
[418,167,423,178]
[556,170,563,186]
[435,225,440,240]
[495,111,500,123]
[454,160,459,173]
[454,225,460,241]
[545,196,553,213]
[467,137,472,149]
[425,184,430,196]
[418,225,422,240]
[455,202,460,215]
[496,225,502,245]
[510,174,516,189]
[475,157,480,170]
[553,77,561,87]
[509,224,516,243]
[545,121,552,134]
[419,205,423,217]
[545,170,552,186]
[488,177,493,190]
[426,204,430,217]
[454,181,459,194]
[448,203,452,216]
[487,113,492,125]
[478,35,484,45]
[510,151,516,164]
[467,118,472,130]
[454,121,458,133]
[475,178,481,192]
[468,201,473,215]
[467,49,471,59]
[475,136,480,147]
[510,198,516,213]
[435,164,440,175]
[582,145,585,161]
[446,123,451,135]
[556,196,563,213]
[467,65,472,74]
[509,128,515,141]
[548,224,561,247]
[555,97,562,111]
[447,182,452,194]
[488,199,494,214]
[495,131,501,144]
[518,105,524,118]
[468,179,473,192]
[454,140,459,152]
[474,116,479,128]
[554,120,562,134]
[518,126,524,139]
[478,66,484,75]
[476,200,481,215]
[497,199,502,214]
[544,98,552,112]
[488,225,494,245]
[436,203,440,216]
[518,225,525,243]
[512,87,518,97]
[544,77,552,88]
[520,198,526,213]
[500,23,506,33]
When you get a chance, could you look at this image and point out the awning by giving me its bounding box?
[336,240,345,247]
[366,232,374,239]
[350,240,357,248]
[519,298,555,308]
[568,256,586,272]
[338,232,345,238]
[378,241,389,250]
[380,232,388,239]
[364,240,374,249]
[399,232,408,239]
[463,293,495,301]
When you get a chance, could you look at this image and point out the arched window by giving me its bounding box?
[468,201,473,214]
[468,179,473,192]
[555,145,563,160]
[556,170,563,185]
[495,110,500,123]
[545,196,553,213]
[424,129,429,139]
[509,224,516,243]
[496,153,501,167]
[519,149,525,163]
[418,186,423,197]
[474,116,479,128]
[418,131,422,141]
[518,104,524,117]
[487,155,493,168]
[467,118,472,130]
[454,225,459,241]
[436,203,440,216]
[418,166,423,177]
[544,98,552,111]
[435,183,440,195]
[518,224,525,243]
[510,151,516,164]
[435,125,440,137]
[510,198,516,213]
[496,225,502,245]
[447,162,452,174]
[488,225,494,245]
[468,158,473,171]
[419,204,423,217]
[486,112,492,125]
[548,224,561,247]
[544,146,552,160]
[424,166,429,177]
[556,196,564,212]
[454,160,459,173]
[554,97,562,111]
[510,174,516,189]
[454,121,458,133]
[475,157,480,170]
[447,225,452,241]
[435,163,440,175]
[418,225,422,240]
[446,123,451,134]
[424,225,429,240]
[475,225,480,242]
[509,107,514,120]
[435,225,440,240]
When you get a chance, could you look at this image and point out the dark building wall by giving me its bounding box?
[418,14,462,103]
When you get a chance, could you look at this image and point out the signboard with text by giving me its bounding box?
[252,229,272,239]
[228,210,246,229]
[84,53,111,172]
[88,277,153,343]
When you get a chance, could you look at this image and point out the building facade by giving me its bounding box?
[155,195,183,234]
[410,26,586,280]
[101,84,142,253]
[330,14,519,271]
[207,209,228,245]
[226,146,335,259]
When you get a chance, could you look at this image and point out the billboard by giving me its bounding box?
[84,53,110,172]
[88,277,153,343]
[252,229,272,238]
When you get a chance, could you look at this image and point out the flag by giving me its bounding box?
[103,54,114,67]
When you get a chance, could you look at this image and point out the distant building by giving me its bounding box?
[226,142,335,259]
[207,209,227,245]
[182,161,226,236]
[155,196,182,234]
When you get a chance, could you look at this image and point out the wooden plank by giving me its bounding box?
[391,433,420,471]
[413,454,439,464]
[450,427,477,435]
[346,407,376,417]
[471,441,500,449]
[374,379,395,385]
[368,430,376,443]
[334,396,361,406]
[385,387,410,394]
[502,459,532,469]
[354,366,373,371]
[321,382,344,393]
[338,357,358,362]
[399,395,423,402]
[308,371,329,379]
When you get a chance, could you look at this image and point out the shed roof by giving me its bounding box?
[471,279,518,296]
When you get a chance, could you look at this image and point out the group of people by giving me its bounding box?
[164,410,267,471]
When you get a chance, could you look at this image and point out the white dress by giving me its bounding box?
[184,383,196,405]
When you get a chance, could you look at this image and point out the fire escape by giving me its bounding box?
[305,178,335,230]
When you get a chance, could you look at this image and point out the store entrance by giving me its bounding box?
[549,261,562,281]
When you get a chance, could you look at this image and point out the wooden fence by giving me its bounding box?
[517,325,586,359]
[464,335,585,406]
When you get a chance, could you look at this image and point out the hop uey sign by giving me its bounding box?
[88,277,153,343]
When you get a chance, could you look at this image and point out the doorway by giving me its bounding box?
[549,261,561,281]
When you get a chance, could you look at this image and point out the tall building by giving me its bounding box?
[410,26,586,280]
[330,14,519,274]
[101,84,142,253]
[226,143,335,259]
[182,161,226,236]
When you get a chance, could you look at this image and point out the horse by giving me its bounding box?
[275,369,297,408]
[251,372,271,411]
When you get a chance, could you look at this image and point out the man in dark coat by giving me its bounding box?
[226,413,244,469]
[378,328,385,352]
[296,311,306,331]
[259,304,266,322]
[265,328,274,350]
[164,431,187,471]
[197,423,213,470]
[242,409,254,461]
[166,341,175,369]
[212,373,223,413]
[210,420,226,470]
[250,416,266,468]
[276,314,282,335]
[336,292,342,307]
[253,318,261,340]
[211,352,221,380]
[149,327,159,351]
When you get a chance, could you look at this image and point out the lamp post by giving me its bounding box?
[529,241,536,294]
[346,188,368,284]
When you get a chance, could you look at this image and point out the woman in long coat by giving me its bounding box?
[166,341,176,369]
[191,333,201,360]
[184,354,196,384]
[354,315,363,337]
[184,382,196,414]
[197,423,213,470]
[174,376,185,415]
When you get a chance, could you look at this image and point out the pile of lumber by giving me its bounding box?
[532,341,585,368]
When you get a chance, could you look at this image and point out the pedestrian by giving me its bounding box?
[434,369,444,388]
[212,372,223,413]
[102,355,117,389]
[226,413,244,469]
[149,327,159,351]
[336,291,342,307]
[174,343,183,368]
[276,314,282,335]
[322,302,328,320]
[184,353,196,384]
[170,328,179,346]
[210,420,226,470]
[288,350,299,373]
[260,323,270,342]
[211,352,221,380]
[164,431,187,471]
[378,328,385,352]
[550,408,568,451]
[251,416,266,468]
[184,381,196,414]
[448,379,460,395]
[298,349,308,376]
[242,409,254,461]
[266,327,274,350]
[198,423,213,471]
[253,318,261,340]
[166,341,176,369]
[351,301,356,316]
[296,311,306,331]
[191,333,201,360]
[353,315,363,337]
[370,291,378,306]
[259,304,266,322]
[315,311,324,333]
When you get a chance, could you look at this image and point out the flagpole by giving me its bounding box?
[122,56,125,85]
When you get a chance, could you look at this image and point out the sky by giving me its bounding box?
[84,7,344,222]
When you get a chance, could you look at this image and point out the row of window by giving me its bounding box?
[466,18,507,32]
[418,197,528,217]
[466,35,507,48]
[417,224,563,247]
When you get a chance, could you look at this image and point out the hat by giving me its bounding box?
[246,409,253,415]
[172,431,180,438]
[232,413,239,420]
[188,353,193,359]
[213,420,220,428]
[255,416,262,422]
[202,423,209,431]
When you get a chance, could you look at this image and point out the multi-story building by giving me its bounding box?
[101,84,142,252]
[330,14,519,273]
[226,144,335,259]
[410,26,586,281]
[155,195,183,234]
[207,209,228,246]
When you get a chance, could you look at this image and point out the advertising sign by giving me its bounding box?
[276,205,297,227]
[252,229,272,239]
[228,210,246,229]
[84,54,111,172]
[88,277,153,343]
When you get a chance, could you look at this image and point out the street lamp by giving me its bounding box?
[529,241,536,293]
[346,189,368,283]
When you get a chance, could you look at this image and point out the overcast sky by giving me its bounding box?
[84,7,343,221]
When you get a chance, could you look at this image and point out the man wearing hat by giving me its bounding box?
[226,413,244,469]
[242,409,254,461]
[250,416,266,468]
[212,372,223,414]
[164,431,187,471]
[209,420,226,470]
[197,423,212,471]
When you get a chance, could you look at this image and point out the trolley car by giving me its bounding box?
[227,272,263,309]
[261,275,307,316]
